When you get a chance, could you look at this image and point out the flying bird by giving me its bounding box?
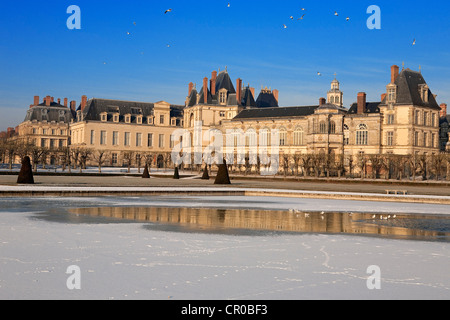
[334,11,339,16]
[290,16,294,20]
[228,2,230,7]
[165,8,172,14]
[346,17,350,21]
[317,72,322,76]
[283,24,287,29]
[412,38,416,45]
[298,14,305,20]
[126,32,131,35]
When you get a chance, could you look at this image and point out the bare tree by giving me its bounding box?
[123,151,135,173]
[78,148,93,173]
[430,153,446,181]
[93,150,110,173]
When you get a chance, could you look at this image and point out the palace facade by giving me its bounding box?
[6,64,450,172]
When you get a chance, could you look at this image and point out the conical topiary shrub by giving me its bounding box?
[142,164,150,178]
[17,156,34,184]
[173,166,180,179]
[201,165,210,180]
[214,159,231,185]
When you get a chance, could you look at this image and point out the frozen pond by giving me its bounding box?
[1,195,449,300]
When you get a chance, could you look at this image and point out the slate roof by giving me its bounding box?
[347,102,381,114]
[215,71,236,94]
[241,86,256,108]
[233,105,318,120]
[24,104,74,123]
[79,98,184,122]
[381,69,441,110]
[255,91,279,108]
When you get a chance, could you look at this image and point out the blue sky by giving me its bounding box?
[0,0,449,131]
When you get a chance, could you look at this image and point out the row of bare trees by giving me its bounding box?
[224,152,450,181]
[0,139,173,174]
[1,138,449,180]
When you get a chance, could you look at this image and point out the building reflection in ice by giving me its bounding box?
[68,206,450,241]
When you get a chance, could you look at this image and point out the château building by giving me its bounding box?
[7,63,449,171]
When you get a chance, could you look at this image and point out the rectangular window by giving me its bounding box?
[160,115,165,125]
[279,131,287,146]
[431,133,436,148]
[59,140,64,148]
[111,153,118,165]
[387,131,394,146]
[356,131,368,145]
[423,132,428,147]
[90,130,95,145]
[124,132,130,146]
[415,110,420,125]
[41,138,46,147]
[414,131,419,146]
[387,114,395,125]
[100,131,107,145]
[159,134,164,148]
[136,133,142,147]
[423,112,428,126]
[112,131,119,146]
[49,139,56,149]
[147,133,153,147]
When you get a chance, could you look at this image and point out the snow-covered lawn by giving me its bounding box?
[0,196,449,300]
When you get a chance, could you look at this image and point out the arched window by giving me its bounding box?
[279,127,287,146]
[294,127,304,146]
[329,121,336,134]
[319,121,327,134]
[330,96,335,104]
[356,124,368,145]
[335,96,340,104]
[245,128,257,148]
[189,113,194,127]
[260,127,271,147]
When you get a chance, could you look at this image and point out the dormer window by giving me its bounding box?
[100,112,107,122]
[147,116,154,125]
[219,89,227,105]
[125,114,131,123]
[136,115,143,124]
[113,113,119,123]
[387,85,396,103]
[419,84,429,103]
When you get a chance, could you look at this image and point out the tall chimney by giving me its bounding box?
[70,101,76,112]
[273,89,279,103]
[34,96,39,106]
[51,97,54,103]
[211,71,217,96]
[236,78,242,105]
[57,98,61,105]
[391,65,399,83]
[45,96,51,106]
[203,77,208,104]
[64,98,68,107]
[319,97,326,105]
[81,95,87,111]
[441,103,448,117]
[357,92,366,114]
[188,82,193,96]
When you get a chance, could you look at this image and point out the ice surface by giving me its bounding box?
[0,195,449,300]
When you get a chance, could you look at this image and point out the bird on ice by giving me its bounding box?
[165,8,172,14]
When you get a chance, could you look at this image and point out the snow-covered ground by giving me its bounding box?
[0,196,449,300]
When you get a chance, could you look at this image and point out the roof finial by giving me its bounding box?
[334,72,337,79]
[402,61,405,70]
[225,66,227,72]
[419,65,422,73]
